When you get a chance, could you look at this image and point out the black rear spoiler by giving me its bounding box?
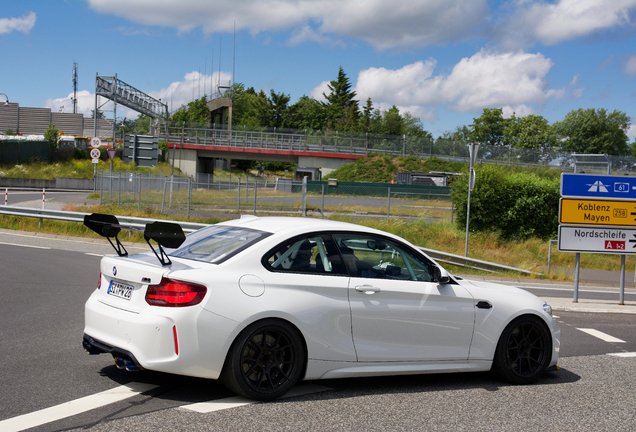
[83,213,186,266]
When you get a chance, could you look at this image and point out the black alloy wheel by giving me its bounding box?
[221,319,305,401]
[493,315,551,384]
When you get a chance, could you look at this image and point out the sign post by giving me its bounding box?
[464,143,480,257]
[559,173,636,304]
[91,138,102,191]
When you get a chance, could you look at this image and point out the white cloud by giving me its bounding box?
[570,73,580,85]
[624,55,636,76]
[87,0,487,50]
[502,104,534,118]
[151,70,233,113]
[310,49,560,122]
[309,80,330,102]
[497,0,636,49]
[442,50,557,112]
[0,11,36,34]
[571,87,586,98]
[45,90,97,118]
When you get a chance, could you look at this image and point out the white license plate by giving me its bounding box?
[107,281,133,300]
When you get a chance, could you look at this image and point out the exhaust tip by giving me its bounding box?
[82,341,100,355]
[123,359,140,372]
[113,356,142,372]
[114,357,126,370]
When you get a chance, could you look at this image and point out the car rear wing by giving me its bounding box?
[83,213,186,266]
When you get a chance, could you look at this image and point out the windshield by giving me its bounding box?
[170,225,270,264]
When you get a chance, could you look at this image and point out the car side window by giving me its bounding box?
[333,233,434,281]
[263,234,347,275]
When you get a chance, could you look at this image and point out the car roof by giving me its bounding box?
[218,215,385,236]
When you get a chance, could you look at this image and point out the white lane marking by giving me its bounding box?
[608,352,636,357]
[577,328,626,343]
[85,253,104,257]
[0,382,157,432]
[0,232,146,250]
[0,241,50,249]
[180,384,332,413]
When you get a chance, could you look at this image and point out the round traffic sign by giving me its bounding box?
[90,148,101,159]
[91,137,101,148]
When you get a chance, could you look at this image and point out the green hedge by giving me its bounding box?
[451,165,560,239]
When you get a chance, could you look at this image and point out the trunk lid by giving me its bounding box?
[97,253,195,312]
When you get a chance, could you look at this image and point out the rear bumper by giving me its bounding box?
[84,292,239,379]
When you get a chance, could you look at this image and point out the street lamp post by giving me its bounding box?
[0,93,9,105]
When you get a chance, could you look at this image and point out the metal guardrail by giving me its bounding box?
[0,205,535,275]
[0,206,209,233]
[419,247,535,275]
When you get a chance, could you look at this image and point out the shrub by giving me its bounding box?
[452,165,559,239]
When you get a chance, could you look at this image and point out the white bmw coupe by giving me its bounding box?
[82,214,560,401]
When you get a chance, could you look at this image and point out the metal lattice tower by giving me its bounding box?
[93,73,168,140]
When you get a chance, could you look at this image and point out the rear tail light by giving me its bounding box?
[98,273,102,290]
[145,277,207,307]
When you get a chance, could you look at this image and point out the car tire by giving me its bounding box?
[220,319,306,401]
[492,315,551,385]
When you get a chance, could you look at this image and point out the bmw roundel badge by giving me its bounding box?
[113,266,117,276]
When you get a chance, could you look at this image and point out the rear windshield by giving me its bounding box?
[170,225,270,264]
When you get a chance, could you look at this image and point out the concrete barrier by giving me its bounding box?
[0,177,93,190]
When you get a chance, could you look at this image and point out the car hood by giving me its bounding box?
[454,278,527,294]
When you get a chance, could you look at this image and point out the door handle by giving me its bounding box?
[355,285,380,295]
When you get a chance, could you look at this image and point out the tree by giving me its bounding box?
[470,108,510,146]
[288,96,328,130]
[171,96,210,124]
[322,66,359,130]
[554,108,631,155]
[268,90,291,128]
[129,114,152,134]
[505,114,557,150]
[91,110,105,119]
[383,105,404,136]
[44,123,60,148]
[360,98,374,132]
[402,112,431,138]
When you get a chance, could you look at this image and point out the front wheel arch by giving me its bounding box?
[492,314,553,385]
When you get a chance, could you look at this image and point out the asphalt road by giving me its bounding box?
[0,232,635,431]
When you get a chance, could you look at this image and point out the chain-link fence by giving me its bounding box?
[96,171,453,222]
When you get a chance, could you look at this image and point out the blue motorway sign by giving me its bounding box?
[561,173,636,200]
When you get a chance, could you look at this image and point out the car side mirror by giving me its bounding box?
[432,266,451,284]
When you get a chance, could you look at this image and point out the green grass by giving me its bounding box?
[0,159,178,179]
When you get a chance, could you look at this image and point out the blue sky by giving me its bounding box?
[1,0,636,139]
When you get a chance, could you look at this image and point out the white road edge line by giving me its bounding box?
[85,253,104,257]
[180,384,332,413]
[0,382,158,432]
[0,241,50,249]
[577,328,626,343]
[608,352,636,357]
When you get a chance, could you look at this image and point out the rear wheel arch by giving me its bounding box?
[220,317,308,401]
